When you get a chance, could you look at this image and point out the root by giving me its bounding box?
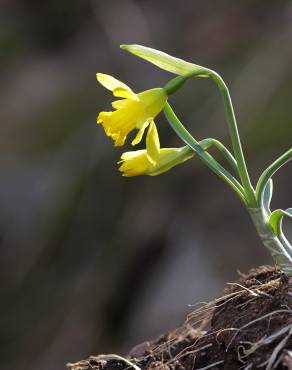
[279,350,292,370]
[233,322,292,369]
[226,308,292,351]
[226,282,259,297]
[195,360,224,369]
[165,343,212,366]
[66,269,290,370]
[242,364,253,370]
[258,325,292,369]
[187,277,281,330]
[67,354,142,370]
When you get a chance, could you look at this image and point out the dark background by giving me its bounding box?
[1,1,292,369]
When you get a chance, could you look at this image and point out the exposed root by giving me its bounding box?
[143,270,289,369]
[164,343,212,366]
[66,266,292,370]
[226,282,259,297]
[186,277,281,329]
[238,323,292,360]
[258,325,292,369]
[242,364,253,370]
[226,308,292,351]
[195,360,224,369]
[67,354,142,370]
[280,350,292,370]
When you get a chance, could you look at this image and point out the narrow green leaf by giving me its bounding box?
[269,208,292,236]
[163,103,246,204]
[256,148,292,203]
[261,179,273,214]
[120,44,209,76]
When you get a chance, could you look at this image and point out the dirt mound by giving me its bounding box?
[67,266,292,370]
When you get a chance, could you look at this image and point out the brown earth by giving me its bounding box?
[67,266,292,370]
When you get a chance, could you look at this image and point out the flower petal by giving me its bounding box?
[96,73,139,101]
[146,120,160,164]
[131,119,150,146]
[97,111,111,124]
[97,111,129,146]
[111,99,130,110]
[119,149,150,177]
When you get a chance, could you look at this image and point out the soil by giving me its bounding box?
[67,266,292,370]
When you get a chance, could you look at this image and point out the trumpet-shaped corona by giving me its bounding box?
[119,121,194,177]
[97,73,167,146]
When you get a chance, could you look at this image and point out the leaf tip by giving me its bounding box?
[120,44,130,51]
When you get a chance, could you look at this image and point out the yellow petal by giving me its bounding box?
[119,146,194,177]
[119,150,150,177]
[97,111,129,146]
[137,88,167,116]
[131,119,150,146]
[97,111,111,124]
[111,99,130,110]
[113,132,127,147]
[114,88,139,101]
[146,121,160,164]
[96,73,139,101]
[120,150,144,161]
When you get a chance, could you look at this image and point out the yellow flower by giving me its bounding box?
[119,121,194,177]
[96,73,167,146]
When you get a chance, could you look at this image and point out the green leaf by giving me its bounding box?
[163,103,245,204]
[256,148,292,203]
[120,44,209,77]
[269,208,292,236]
[261,179,273,214]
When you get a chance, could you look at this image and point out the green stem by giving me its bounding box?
[256,148,292,202]
[207,71,257,207]
[164,103,246,203]
[199,138,239,177]
[249,208,292,275]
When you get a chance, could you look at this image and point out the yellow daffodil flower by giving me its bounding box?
[97,73,167,146]
[119,121,194,177]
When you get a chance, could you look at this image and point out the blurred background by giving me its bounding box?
[1,1,292,369]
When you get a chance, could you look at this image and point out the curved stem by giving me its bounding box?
[256,148,292,202]
[199,138,239,177]
[207,71,257,207]
[164,103,246,204]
